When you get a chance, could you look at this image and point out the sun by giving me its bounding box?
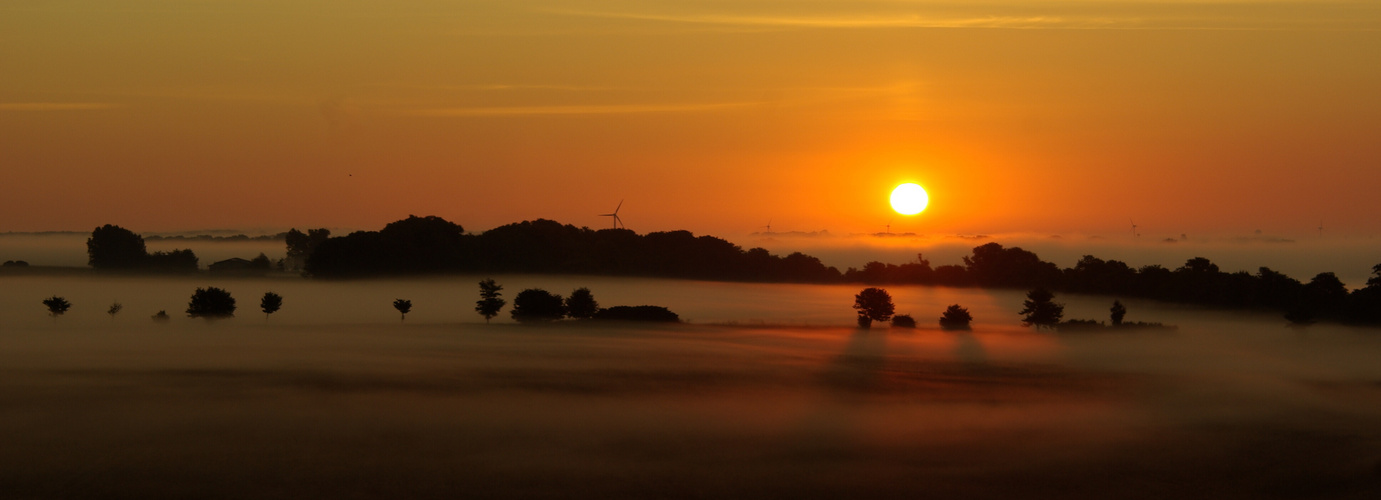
[890,183,929,215]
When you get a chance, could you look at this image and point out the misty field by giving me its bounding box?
[3,275,1381,498]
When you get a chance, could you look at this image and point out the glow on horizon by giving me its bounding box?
[0,1,1379,237]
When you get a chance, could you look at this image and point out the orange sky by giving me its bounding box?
[2,1,1380,239]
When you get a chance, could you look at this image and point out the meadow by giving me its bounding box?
[2,274,1380,498]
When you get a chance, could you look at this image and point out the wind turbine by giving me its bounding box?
[761,220,772,233]
[1319,220,1324,237]
[1131,219,1139,238]
[600,200,625,229]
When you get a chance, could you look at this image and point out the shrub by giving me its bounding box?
[592,305,680,322]
[187,287,236,318]
[890,314,916,328]
[939,304,973,330]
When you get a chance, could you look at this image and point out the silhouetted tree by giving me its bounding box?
[107,302,122,319]
[1019,288,1063,330]
[964,243,1061,289]
[939,304,973,330]
[511,289,566,323]
[250,253,272,270]
[187,287,236,318]
[475,279,506,323]
[87,225,147,269]
[393,299,412,322]
[891,314,916,328]
[146,249,199,272]
[565,287,599,319]
[852,287,895,328]
[1110,300,1127,326]
[43,296,71,319]
[285,228,331,271]
[152,310,170,322]
[261,292,282,320]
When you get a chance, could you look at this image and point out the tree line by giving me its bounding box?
[80,217,1381,327]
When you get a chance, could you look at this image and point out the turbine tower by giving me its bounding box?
[1131,219,1139,238]
[600,200,625,229]
[761,220,772,232]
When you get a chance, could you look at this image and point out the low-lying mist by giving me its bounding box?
[2,274,1380,497]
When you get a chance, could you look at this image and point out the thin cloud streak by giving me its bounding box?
[0,102,122,111]
[548,8,1380,31]
[401,102,755,117]
[550,10,1086,29]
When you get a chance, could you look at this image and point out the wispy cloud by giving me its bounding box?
[0,102,122,111]
[401,102,754,117]
[549,10,1088,30]
[369,82,628,92]
[545,4,1381,31]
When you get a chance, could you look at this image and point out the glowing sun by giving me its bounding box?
[890,183,929,215]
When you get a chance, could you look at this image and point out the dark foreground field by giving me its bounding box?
[3,318,1381,499]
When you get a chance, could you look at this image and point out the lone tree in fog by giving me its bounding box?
[261,292,283,320]
[1019,288,1063,330]
[475,279,505,323]
[107,302,122,320]
[43,296,71,320]
[87,224,147,269]
[187,287,236,319]
[511,289,566,323]
[564,287,599,319]
[1110,300,1127,326]
[852,287,895,328]
[393,299,412,322]
[939,304,973,330]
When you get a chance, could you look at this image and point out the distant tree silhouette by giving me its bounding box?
[964,243,1061,289]
[285,228,331,271]
[107,302,122,320]
[475,279,506,323]
[852,287,895,328]
[152,310,170,321]
[1019,288,1063,330]
[939,304,973,330]
[43,296,71,319]
[87,225,147,269]
[187,287,236,318]
[146,249,199,272]
[1110,300,1127,326]
[393,299,412,322]
[261,292,282,320]
[565,288,599,319]
[2,260,30,267]
[250,253,272,270]
[511,289,566,323]
[592,305,680,322]
[891,314,916,328]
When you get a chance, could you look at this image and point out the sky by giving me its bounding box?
[2,0,1380,239]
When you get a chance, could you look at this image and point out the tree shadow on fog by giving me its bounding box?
[820,328,889,394]
[953,330,988,369]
